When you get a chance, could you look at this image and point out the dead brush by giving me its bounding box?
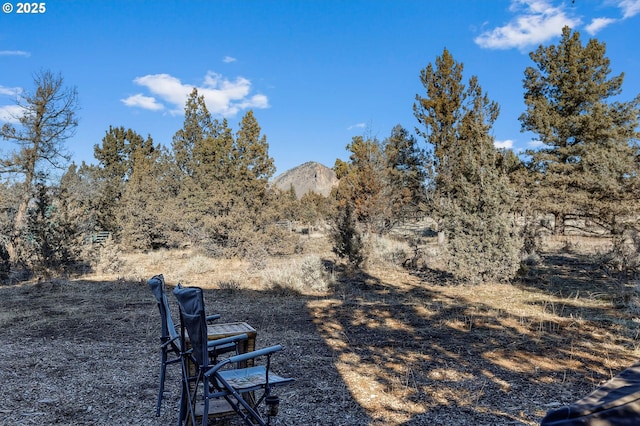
[262,254,333,294]
[597,230,640,283]
[217,279,240,292]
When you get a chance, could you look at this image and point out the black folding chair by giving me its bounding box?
[148,275,230,416]
[174,285,294,426]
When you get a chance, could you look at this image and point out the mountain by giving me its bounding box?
[272,161,338,198]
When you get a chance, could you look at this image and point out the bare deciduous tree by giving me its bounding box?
[0,70,78,261]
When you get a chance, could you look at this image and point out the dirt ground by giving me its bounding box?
[1,251,639,425]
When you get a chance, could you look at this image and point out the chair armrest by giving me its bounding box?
[207,333,248,349]
[228,345,283,364]
[206,345,284,376]
[206,314,222,322]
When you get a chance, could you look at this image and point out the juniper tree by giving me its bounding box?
[210,110,279,257]
[59,162,98,239]
[331,201,366,269]
[520,26,640,235]
[414,49,522,283]
[93,126,155,234]
[23,179,81,273]
[334,136,388,233]
[118,141,165,250]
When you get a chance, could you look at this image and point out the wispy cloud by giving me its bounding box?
[618,0,640,19]
[0,84,23,123]
[494,139,514,149]
[474,0,580,50]
[0,104,23,123]
[223,56,237,63]
[0,85,22,97]
[121,71,268,116]
[347,123,366,131]
[583,0,640,35]
[0,50,31,57]
[585,17,617,34]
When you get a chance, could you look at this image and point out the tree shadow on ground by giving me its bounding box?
[306,259,640,425]
[518,252,626,298]
[0,278,373,425]
[2,255,638,425]
[205,286,374,425]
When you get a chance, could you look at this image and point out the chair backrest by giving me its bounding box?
[148,274,179,343]
[173,285,210,368]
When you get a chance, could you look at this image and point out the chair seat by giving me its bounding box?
[218,366,294,390]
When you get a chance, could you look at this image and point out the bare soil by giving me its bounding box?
[1,250,639,425]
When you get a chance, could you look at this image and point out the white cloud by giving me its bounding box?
[494,139,514,149]
[0,104,23,123]
[132,74,191,113]
[0,50,30,57]
[474,0,580,50]
[618,0,640,18]
[123,71,268,116]
[0,85,22,97]
[347,123,366,131]
[0,85,24,123]
[223,56,237,63]
[237,94,269,110]
[585,17,617,34]
[121,93,165,111]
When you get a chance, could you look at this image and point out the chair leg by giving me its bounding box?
[218,384,266,426]
[178,378,187,426]
[179,357,199,426]
[156,350,168,416]
[202,397,209,426]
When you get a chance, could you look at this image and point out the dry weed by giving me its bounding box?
[366,234,412,267]
[262,254,333,294]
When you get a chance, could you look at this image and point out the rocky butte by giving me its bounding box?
[271,161,338,198]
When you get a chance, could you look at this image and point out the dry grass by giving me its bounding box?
[1,233,640,425]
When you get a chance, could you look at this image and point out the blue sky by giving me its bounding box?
[1,0,639,176]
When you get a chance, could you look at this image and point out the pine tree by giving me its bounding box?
[383,125,428,224]
[414,49,465,200]
[172,88,215,178]
[521,26,640,234]
[231,110,276,210]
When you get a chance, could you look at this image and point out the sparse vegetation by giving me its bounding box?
[1,233,640,424]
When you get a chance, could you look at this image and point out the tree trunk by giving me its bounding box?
[554,212,565,236]
[7,179,33,262]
